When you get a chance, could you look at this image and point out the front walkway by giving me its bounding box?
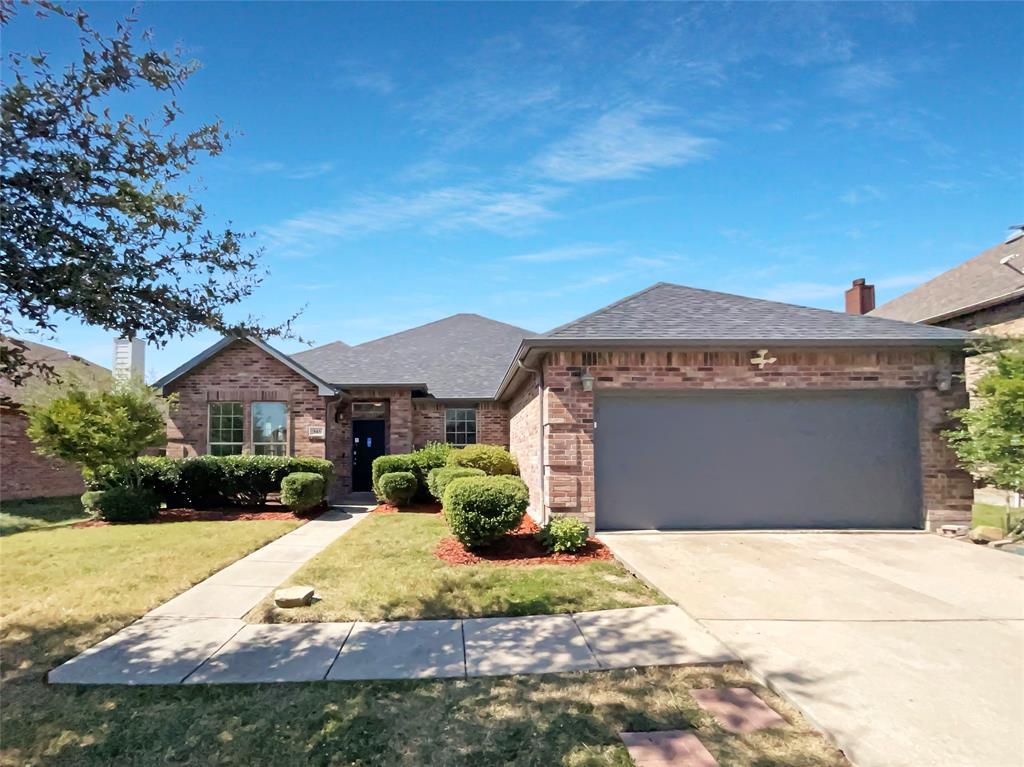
[48,495,738,685]
[601,531,1024,767]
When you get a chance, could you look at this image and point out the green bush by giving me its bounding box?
[80,490,105,514]
[280,472,326,513]
[447,444,518,476]
[377,471,418,507]
[442,475,530,548]
[410,442,451,500]
[371,454,418,497]
[426,466,486,502]
[178,455,228,508]
[536,517,590,553]
[95,486,160,522]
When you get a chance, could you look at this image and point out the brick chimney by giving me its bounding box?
[845,278,875,315]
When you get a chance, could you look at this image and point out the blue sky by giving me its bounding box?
[6,1,1023,379]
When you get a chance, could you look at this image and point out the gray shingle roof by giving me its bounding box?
[544,282,974,343]
[292,314,533,399]
[870,236,1024,324]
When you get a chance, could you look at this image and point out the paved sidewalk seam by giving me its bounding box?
[569,612,603,669]
[321,621,356,680]
[180,622,246,684]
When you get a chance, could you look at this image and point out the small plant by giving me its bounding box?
[442,475,529,548]
[446,444,519,476]
[280,472,326,513]
[536,517,590,553]
[80,490,105,515]
[426,466,486,502]
[377,471,418,507]
[95,487,160,522]
[371,454,418,497]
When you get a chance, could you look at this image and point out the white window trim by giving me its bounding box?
[208,401,244,455]
[445,407,477,447]
[251,401,290,456]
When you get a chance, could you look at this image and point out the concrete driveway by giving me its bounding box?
[600,531,1024,767]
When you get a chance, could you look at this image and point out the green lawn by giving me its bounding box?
[0,494,89,535]
[972,503,1024,533]
[248,512,668,623]
[0,507,848,766]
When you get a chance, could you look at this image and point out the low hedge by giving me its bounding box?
[426,466,486,502]
[372,443,454,500]
[371,454,418,498]
[442,474,530,548]
[95,487,161,522]
[280,472,326,513]
[536,517,590,553]
[378,471,418,507]
[94,455,334,509]
[447,444,518,476]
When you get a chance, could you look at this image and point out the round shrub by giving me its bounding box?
[426,466,486,502]
[377,471,418,507]
[446,444,519,476]
[95,487,160,522]
[371,454,418,497]
[280,472,326,513]
[80,490,105,514]
[442,475,530,548]
[536,517,590,553]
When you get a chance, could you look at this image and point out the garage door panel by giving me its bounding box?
[595,391,922,531]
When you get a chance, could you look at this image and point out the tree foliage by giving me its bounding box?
[0,1,298,387]
[944,339,1024,494]
[26,377,170,485]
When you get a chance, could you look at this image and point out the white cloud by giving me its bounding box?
[840,184,885,204]
[506,243,616,263]
[533,105,711,183]
[833,62,897,101]
[239,159,335,181]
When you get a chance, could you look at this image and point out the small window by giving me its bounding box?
[252,402,288,456]
[445,408,477,446]
[208,402,243,456]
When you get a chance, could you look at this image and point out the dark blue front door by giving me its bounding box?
[352,420,386,492]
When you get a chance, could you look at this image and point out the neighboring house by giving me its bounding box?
[867,228,1024,337]
[0,340,111,501]
[155,282,975,531]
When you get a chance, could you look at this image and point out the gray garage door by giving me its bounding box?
[595,390,923,531]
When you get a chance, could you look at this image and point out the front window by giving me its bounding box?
[445,408,477,446]
[252,402,288,456]
[208,402,243,455]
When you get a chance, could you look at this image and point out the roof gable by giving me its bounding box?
[870,237,1024,324]
[292,314,533,399]
[153,336,336,396]
[544,282,974,343]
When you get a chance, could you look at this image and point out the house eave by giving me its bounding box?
[915,288,1024,326]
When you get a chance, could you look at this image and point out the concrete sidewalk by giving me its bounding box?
[49,605,738,685]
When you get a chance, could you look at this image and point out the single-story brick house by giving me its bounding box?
[155,282,976,531]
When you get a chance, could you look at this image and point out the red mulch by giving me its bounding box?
[372,502,442,515]
[435,514,613,567]
[72,506,315,527]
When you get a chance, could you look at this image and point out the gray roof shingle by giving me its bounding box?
[292,314,533,399]
[870,236,1024,323]
[543,282,974,343]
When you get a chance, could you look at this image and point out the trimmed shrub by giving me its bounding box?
[378,471,418,507]
[409,442,451,500]
[536,517,590,553]
[442,475,530,548]
[280,472,326,513]
[447,444,518,476]
[426,466,485,502]
[371,454,418,497]
[95,487,160,522]
[178,455,229,508]
[80,490,105,514]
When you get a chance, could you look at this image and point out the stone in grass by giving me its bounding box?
[275,586,315,608]
[968,526,1004,544]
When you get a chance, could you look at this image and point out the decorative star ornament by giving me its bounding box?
[750,349,777,369]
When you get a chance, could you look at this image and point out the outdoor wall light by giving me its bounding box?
[580,370,595,391]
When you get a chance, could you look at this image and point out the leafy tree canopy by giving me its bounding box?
[944,339,1024,494]
[1,0,298,387]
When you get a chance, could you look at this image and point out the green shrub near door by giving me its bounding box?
[446,444,518,476]
[442,475,530,548]
[280,472,326,513]
[426,467,486,502]
[377,471,418,506]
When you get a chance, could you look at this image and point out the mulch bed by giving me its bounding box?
[435,514,614,567]
[372,502,442,515]
[72,506,315,527]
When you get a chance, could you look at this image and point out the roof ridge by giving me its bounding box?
[543,282,672,336]
[353,313,532,348]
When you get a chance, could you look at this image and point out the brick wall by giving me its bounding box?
[508,380,543,521]
[478,402,510,447]
[412,401,445,447]
[1,406,86,501]
[164,339,330,465]
[938,296,1023,335]
[528,347,973,531]
[411,401,511,449]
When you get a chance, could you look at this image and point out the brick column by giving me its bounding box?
[542,361,596,528]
